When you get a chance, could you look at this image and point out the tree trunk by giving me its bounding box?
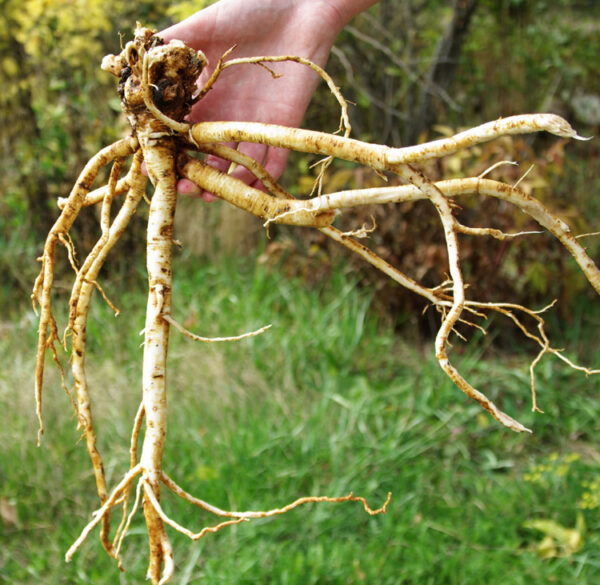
[407,0,479,144]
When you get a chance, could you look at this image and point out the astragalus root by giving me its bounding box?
[33,24,599,584]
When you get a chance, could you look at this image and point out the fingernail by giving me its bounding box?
[177,179,202,197]
[202,192,218,203]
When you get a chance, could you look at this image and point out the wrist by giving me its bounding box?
[288,0,378,62]
[323,0,379,33]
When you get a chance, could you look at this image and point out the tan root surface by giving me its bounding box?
[33,24,599,584]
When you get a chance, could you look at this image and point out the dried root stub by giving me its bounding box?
[32,24,599,584]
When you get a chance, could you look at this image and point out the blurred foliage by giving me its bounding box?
[283,0,600,328]
[1,0,599,328]
[166,0,214,22]
[304,0,600,143]
[0,0,214,303]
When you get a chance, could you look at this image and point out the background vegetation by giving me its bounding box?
[3,256,600,583]
[2,0,600,313]
[2,0,600,583]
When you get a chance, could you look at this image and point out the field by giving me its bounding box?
[2,253,600,584]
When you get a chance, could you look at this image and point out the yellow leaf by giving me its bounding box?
[325,167,357,192]
[2,56,19,77]
[524,513,585,558]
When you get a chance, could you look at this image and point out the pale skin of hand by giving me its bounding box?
[160,0,378,201]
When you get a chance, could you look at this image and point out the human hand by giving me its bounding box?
[160,0,373,201]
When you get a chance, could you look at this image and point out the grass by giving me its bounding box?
[2,251,600,584]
